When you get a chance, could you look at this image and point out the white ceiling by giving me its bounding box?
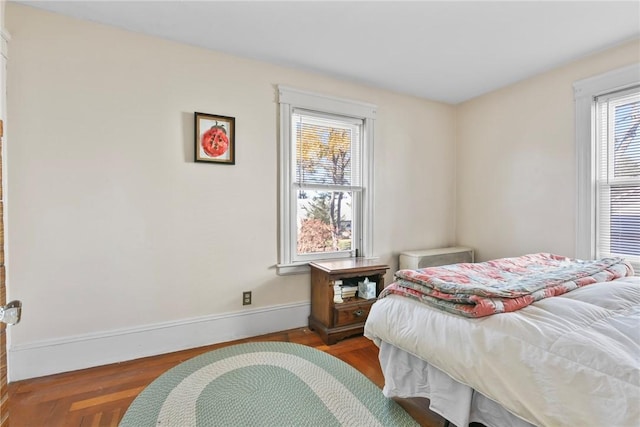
[12,1,640,104]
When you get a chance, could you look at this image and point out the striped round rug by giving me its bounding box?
[120,341,418,426]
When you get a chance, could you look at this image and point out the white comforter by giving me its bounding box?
[364,276,640,427]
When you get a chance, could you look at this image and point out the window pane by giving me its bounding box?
[612,98,639,179]
[297,190,352,255]
[610,185,640,256]
[293,112,361,187]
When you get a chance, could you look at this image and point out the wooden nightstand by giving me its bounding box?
[309,258,389,345]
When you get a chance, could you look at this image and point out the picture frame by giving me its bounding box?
[194,112,235,164]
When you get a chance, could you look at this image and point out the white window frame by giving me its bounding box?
[277,86,377,275]
[574,63,640,269]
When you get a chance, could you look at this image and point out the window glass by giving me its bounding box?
[297,190,353,254]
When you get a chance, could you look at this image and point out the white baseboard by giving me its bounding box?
[8,302,310,381]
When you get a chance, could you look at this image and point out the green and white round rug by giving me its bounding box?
[120,341,418,426]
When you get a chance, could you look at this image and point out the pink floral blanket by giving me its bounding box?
[378,253,634,317]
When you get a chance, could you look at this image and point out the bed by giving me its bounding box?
[363,253,639,427]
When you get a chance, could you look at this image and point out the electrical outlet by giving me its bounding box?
[243,291,252,305]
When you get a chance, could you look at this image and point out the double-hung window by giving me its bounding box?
[277,86,377,275]
[575,64,640,274]
[594,89,640,269]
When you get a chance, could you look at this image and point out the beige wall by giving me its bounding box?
[5,4,456,347]
[456,39,640,262]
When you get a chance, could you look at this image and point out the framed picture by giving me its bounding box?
[195,112,235,164]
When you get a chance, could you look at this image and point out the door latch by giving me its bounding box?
[0,300,22,325]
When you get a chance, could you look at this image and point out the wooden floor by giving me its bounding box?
[8,328,447,427]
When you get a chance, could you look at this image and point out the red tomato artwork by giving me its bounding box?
[201,124,229,157]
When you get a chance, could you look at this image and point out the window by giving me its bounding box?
[277,86,376,275]
[595,89,639,268]
[575,64,640,273]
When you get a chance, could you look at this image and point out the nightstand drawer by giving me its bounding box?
[333,301,374,327]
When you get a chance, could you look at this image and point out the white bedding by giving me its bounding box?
[378,342,533,427]
[364,276,640,427]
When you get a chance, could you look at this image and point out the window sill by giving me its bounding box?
[276,262,311,276]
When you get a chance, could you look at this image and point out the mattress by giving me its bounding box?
[364,276,640,427]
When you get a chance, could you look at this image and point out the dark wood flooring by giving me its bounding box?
[8,328,447,426]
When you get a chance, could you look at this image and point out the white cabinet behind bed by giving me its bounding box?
[399,246,474,270]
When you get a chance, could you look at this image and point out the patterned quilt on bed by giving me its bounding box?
[378,253,634,317]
